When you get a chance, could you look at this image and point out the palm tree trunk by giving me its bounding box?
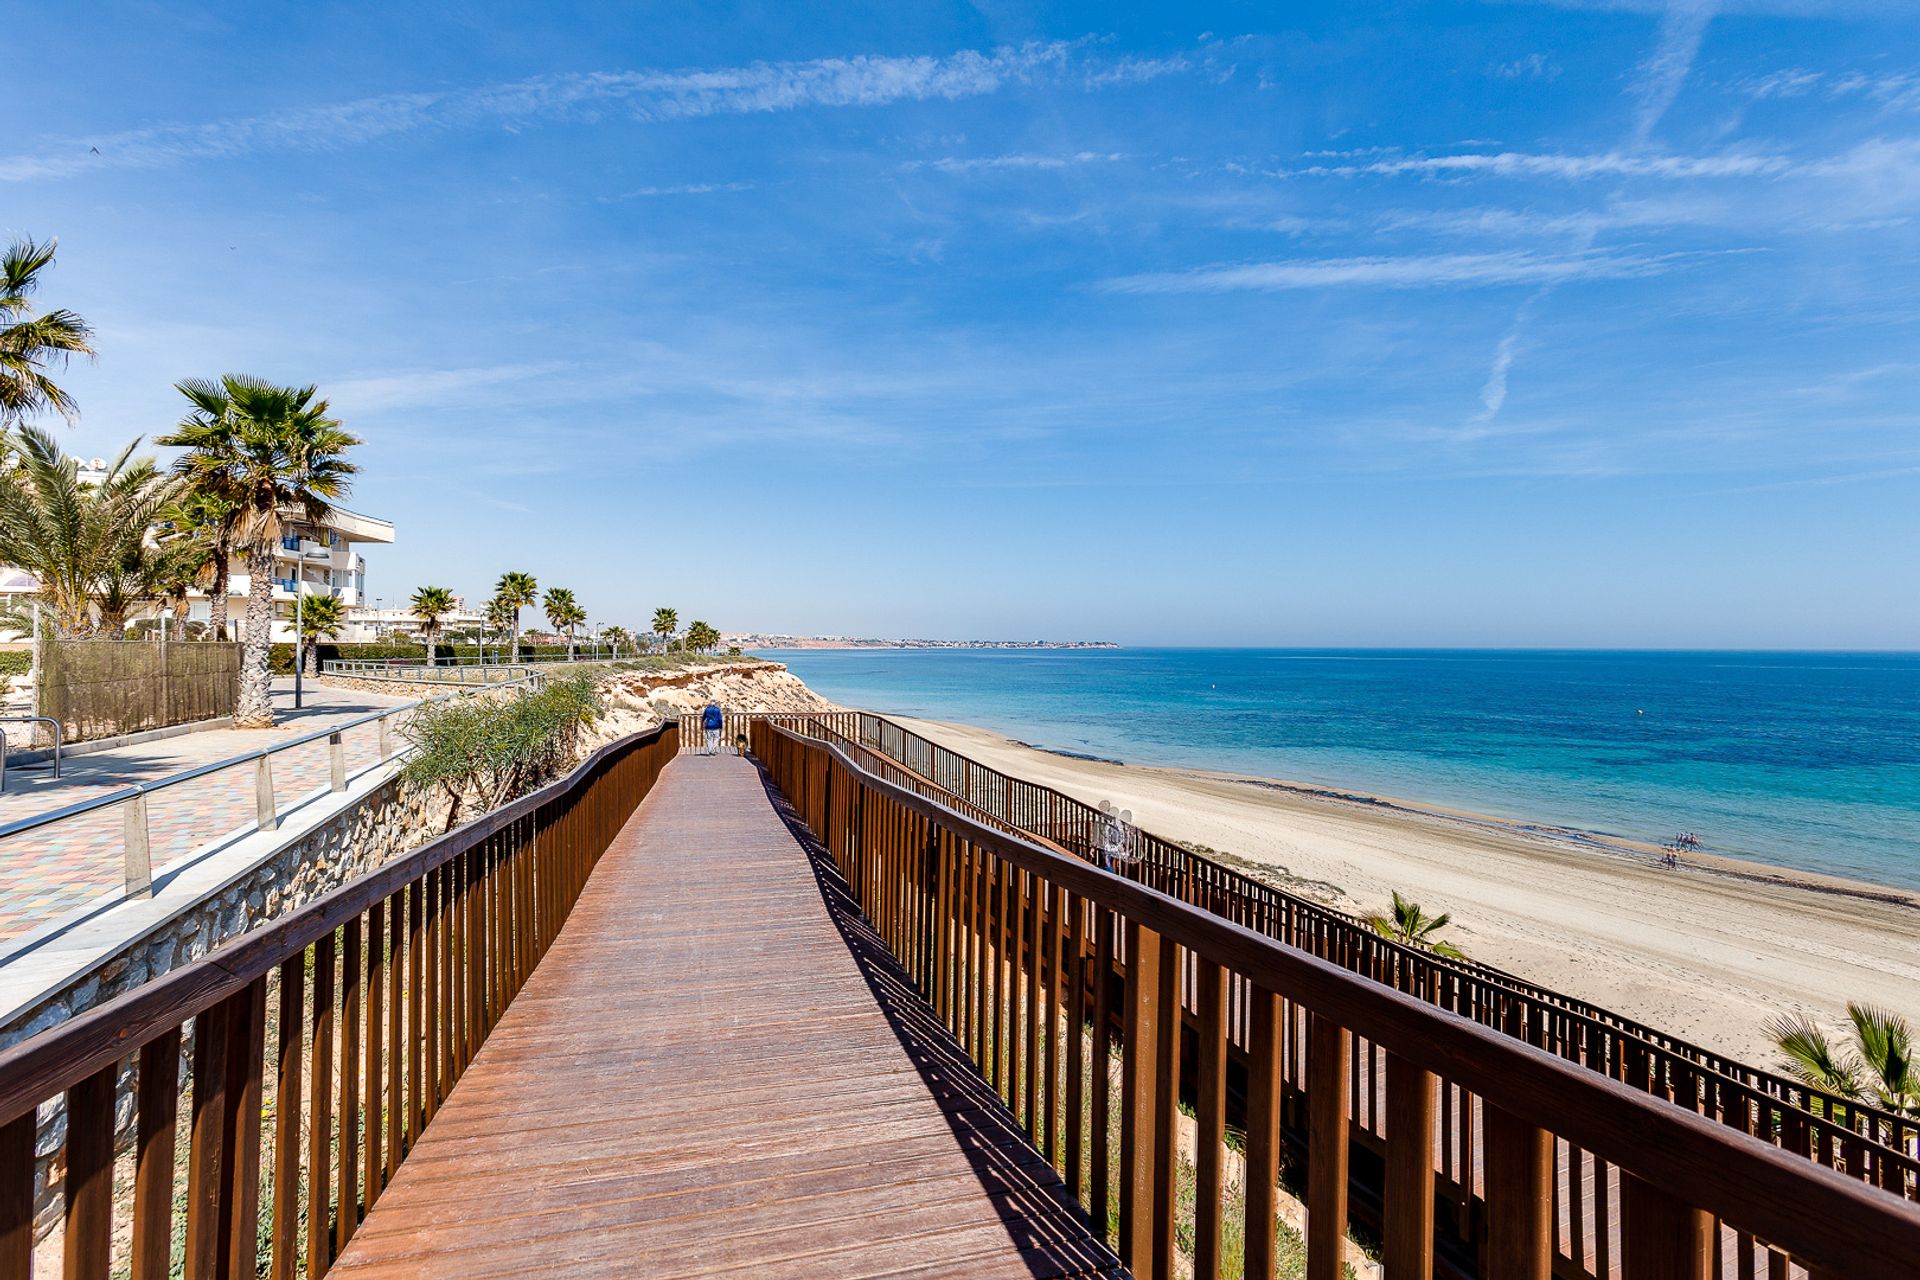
[234,544,275,728]
[510,618,520,664]
[425,630,436,668]
[209,545,230,641]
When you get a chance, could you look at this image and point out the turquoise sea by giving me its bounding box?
[754,649,1920,892]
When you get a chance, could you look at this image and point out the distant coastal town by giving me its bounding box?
[725,634,1119,651]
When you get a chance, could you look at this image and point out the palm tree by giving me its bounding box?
[544,587,584,660]
[687,620,720,653]
[651,606,677,654]
[483,595,515,663]
[296,592,347,676]
[1364,891,1465,960]
[1767,1004,1919,1118]
[602,625,632,657]
[158,376,360,728]
[495,570,537,662]
[411,586,456,667]
[151,507,216,640]
[0,426,184,635]
[168,486,239,640]
[1,237,95,427]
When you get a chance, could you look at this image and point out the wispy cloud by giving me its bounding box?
[2,42,1179,183]
[1463,0,1720,437]
[1289,147,1791,180]
[1491,0,1910,15]
[909,151,1126,173]
[598,181,755,202]
[1628,0,1719,145]
[1491,53,1564,81]
[328,362,570,412]
[1099,249,1680,294]
[1734,68,1920,113]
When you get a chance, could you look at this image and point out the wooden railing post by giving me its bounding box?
[1385,1052,1438,1279]
[1194,957,1228,1280]
[1308,1012,1352,1280]
[1622,1172,1712,1279]
[132,1029,182,1280]
[1121,921,1179,1278]
[1484,1102,1552,1279]
[1245,985,1284,1280]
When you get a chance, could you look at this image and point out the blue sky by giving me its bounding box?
[9,1,1920,647]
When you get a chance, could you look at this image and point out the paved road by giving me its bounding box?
[333,754,1124,1278]
[0,680,414,947]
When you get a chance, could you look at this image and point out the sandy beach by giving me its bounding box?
[896,715,1920,1067]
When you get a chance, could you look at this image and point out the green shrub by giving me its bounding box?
[399,677,602,828]
[0,651,29,676]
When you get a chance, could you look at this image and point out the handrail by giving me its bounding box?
[753,718,1920,1279]
[822,709,1920,1172]
[0,716,61,784]
[0,719,679,1275]
[0,675,542,902]
[321,659,541,686]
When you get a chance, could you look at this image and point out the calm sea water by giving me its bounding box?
[754,649,1920,890]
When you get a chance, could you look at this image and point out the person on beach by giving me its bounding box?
[701,701,723,755]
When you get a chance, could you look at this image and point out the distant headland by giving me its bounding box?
[726,634,1120,651]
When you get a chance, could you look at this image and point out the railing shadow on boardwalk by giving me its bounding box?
[750,760,1129,1280]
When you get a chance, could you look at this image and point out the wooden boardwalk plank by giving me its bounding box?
[333,754,1125,1279]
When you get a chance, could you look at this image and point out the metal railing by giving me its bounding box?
[0,677,540,903]
[320,659,542,686]
[0,719,678,1278]
[753,717,1920,1280]
[0,717,61,792]
[755,708,1920,1203]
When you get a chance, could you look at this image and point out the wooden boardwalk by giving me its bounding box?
[332,753,1126,1279]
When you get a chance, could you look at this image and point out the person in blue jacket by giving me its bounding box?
[701,701,723,755]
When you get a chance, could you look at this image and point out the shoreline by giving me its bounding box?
[884,712,1920,1065]
[1011,735,1919,908]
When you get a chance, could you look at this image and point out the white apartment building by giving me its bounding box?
[345,598,487,642]
[205,506,395,642]
[1,460,401,643]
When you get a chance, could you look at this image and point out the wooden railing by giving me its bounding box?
[793,710,1920,1198]
[0,720,678,1278]
[753,718,1920,1280]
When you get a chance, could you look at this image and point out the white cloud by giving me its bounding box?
[1734,68,1825,99]
[1491,0,1917,15]
[1099,250,1680,293]
[1290,148,1794,180]
[598,182,755,201]
[1627,0,1720,145]
[2,42,1173,183]
[912,151,1126,173]
[1491,53,1564,81]
[328,362,570,412]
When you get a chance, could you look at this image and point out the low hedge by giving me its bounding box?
[269,642,633,674]
[0,652,29,677]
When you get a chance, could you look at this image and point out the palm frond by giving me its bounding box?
[1765,1011,1863,1098]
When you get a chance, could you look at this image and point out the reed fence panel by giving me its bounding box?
[38,640,243,743]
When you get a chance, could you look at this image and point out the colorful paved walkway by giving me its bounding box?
[0,680,412,948]
[332,754,1126,1279]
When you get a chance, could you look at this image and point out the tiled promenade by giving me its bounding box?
[0,680,412,949]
